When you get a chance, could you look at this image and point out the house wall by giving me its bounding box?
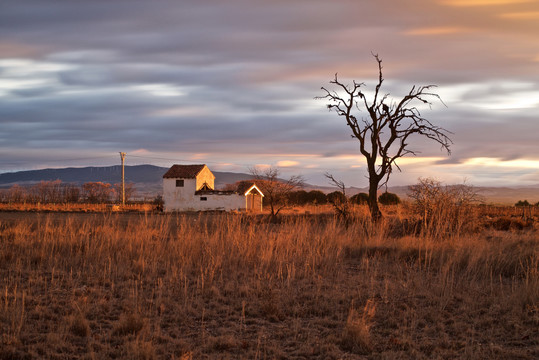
[163,178,196,211]
[196,166,215,190]
[163,178,245,211]
[199,193,244,211]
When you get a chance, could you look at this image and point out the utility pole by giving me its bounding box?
[119,152,126,206]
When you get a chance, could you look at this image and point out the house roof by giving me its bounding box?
[163,164,207,179]
[243,184,264,196]
[195,190,236,195]
[235,180,264,196]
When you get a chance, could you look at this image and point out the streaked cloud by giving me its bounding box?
[463,158,539,169]
[441,0,534,6]
[404,27,470,36]
[130,84,186,98]
[499,11,539,19]
[0,0,538,187]
[277,160,300,168]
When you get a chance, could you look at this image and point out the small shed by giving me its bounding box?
[235,181,264,212]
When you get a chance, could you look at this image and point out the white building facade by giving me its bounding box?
[162,164,263,212]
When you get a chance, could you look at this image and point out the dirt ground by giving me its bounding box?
[0,210,537,359]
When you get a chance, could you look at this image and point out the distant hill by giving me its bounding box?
[0,165,537,204]
[0,165,256,197]
[0,165,166,186]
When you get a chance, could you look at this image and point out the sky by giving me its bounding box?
[1,0,538,188]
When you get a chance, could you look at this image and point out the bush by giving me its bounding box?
[288,190,327,205]
[350,193,369,205]
[407,177,482,237]
[515,200,530,207]
[112,313,144,336]
[378,192,400,205]
[68,313,90,337]
[327,191,346,205]
[307,190,327,205]
[288,190,309,205]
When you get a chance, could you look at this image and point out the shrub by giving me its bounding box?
[408,178,483,237]
[378,192,400,205]
[113,312,145,336]
[515,200,530,207]
[327,191,346,205]
[340,300,375,355]
[307,190,327,205]
[288,190,327,205]
[82,182,114,203]
[68,313,90,337]
[350,193,369,205]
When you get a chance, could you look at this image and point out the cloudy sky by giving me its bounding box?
[1,0,538,187]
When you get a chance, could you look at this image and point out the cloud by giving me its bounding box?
[0,0,538,186]
[499,11,539,19]
[276,160,300,167]
[404,27,470,36]
[440,0,534,6]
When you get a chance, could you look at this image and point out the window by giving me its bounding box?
[200,197,207,201]
[176,179,184,187]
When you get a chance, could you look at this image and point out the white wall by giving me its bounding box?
[196,166,215,190]
[163,178,196,211]
[197,193,245,211]
[163,178,245,211]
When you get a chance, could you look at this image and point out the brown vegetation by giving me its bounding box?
[0,180,137,205]
[0,202,154,213]
[0,207,537,359]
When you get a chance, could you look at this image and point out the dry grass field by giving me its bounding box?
[0,207,538,359]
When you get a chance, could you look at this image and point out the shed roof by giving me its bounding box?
[163,164,207,179]
[235,180,264,196]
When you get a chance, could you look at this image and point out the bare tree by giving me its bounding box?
[7,184,26,203]
[324,173,351,221]
[250,166,304,221]
[114,182,136,204]
[318,54,452,221]
[82,182,113,203]
[62,184,80,203]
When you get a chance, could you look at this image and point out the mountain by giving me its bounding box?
[0,165,256,197]
[0,165,167,186]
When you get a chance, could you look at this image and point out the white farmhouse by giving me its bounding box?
[162,164,263,212]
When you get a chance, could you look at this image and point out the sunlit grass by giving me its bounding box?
[0,210,537,358]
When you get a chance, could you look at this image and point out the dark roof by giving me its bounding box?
[235,180,263,195]
[195,190,236,195]
[163,164,206,179]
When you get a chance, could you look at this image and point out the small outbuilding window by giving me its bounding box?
[200,197,207,201]
[176,180,184,187]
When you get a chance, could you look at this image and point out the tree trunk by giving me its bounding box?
[368,180,382,222]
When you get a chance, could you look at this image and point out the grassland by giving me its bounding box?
[0,207,537,359]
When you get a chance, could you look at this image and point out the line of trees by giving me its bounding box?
[247,166,401,222]
[0,180,135,204]
[262,188,400,207]
[287,190,400,206]
[515,200,539,207]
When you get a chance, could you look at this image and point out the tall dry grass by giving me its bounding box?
[0,211,537,358]
[0,202,154,213]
